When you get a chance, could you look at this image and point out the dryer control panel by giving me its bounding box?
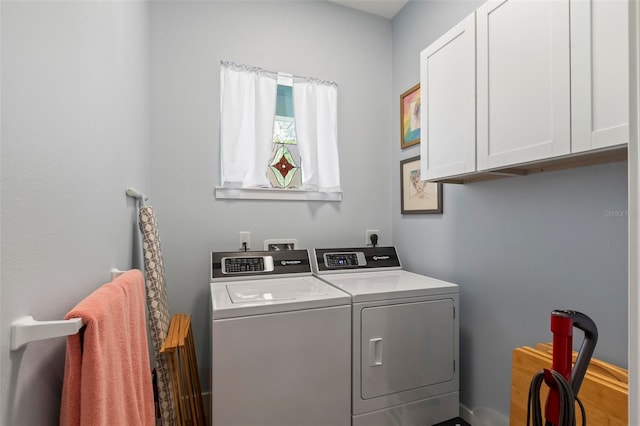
[324,252,367,268]
[313,247,402,274]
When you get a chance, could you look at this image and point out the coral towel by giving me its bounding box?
[60,269,155,426]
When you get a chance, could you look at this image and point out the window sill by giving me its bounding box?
[215,187,342,202]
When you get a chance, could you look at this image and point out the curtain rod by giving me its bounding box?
[220,60,338,87]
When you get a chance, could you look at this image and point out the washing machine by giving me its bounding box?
[312,246,459,426]
[210,249,351,426]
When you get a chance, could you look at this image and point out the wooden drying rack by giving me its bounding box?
[160,313,206,425]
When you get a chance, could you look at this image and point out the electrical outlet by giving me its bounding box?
[365,229,380,246]
[239,231,251,250]
[264,239,298,251]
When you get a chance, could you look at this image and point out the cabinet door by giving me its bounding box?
[420,13,476,180]
[571,0,629,152]
[477,0,571,170]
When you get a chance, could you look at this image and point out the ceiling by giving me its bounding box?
[327,0,409,19]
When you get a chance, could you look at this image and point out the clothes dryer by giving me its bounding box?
[313,246,459,426]
[210,249,351,426]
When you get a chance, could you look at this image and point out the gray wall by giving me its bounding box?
[0,1,150,424]
[1,0,628,423]
[391,0,629,417]
[149,1,393,391]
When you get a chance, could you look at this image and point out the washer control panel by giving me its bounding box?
[222,256,274,274]
[324,252,367,269]
[211,249,312,281]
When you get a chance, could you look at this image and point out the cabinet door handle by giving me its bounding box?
[369,337,383,366]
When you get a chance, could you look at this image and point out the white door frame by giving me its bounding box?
[628,1,639,424]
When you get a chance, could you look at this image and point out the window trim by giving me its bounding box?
[214,186,342,202]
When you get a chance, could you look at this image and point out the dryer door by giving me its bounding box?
[360,298,455,399]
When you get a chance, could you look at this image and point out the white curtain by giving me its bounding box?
[220,62,277,187]
[293,78,341,192]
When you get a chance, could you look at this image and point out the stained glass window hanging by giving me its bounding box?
[268,80,301,188]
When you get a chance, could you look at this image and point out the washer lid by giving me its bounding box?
[211,276,350,319]
[317,270,458,303]
[228,279,329,303]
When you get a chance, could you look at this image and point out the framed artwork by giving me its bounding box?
[400,83,421,149]
[400,156,442,214]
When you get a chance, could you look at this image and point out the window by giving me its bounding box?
[217,61,341,201]
[268,78,301,189]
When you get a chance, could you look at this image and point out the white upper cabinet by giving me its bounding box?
[418,0,628,182]
[420,13,476,180]
[476,0,571,170]
[571,0,629,153]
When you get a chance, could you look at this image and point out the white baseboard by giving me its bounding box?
[460,404,475,425]
[464,405,510,426]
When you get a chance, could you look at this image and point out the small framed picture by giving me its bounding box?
[400,83,421,149]
[400,156,442,214]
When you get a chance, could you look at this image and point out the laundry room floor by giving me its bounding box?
[433,417,472,426]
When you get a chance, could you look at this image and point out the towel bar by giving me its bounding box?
[10,268,128,351]
[11,316,83,351]
[111,268,126,280]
